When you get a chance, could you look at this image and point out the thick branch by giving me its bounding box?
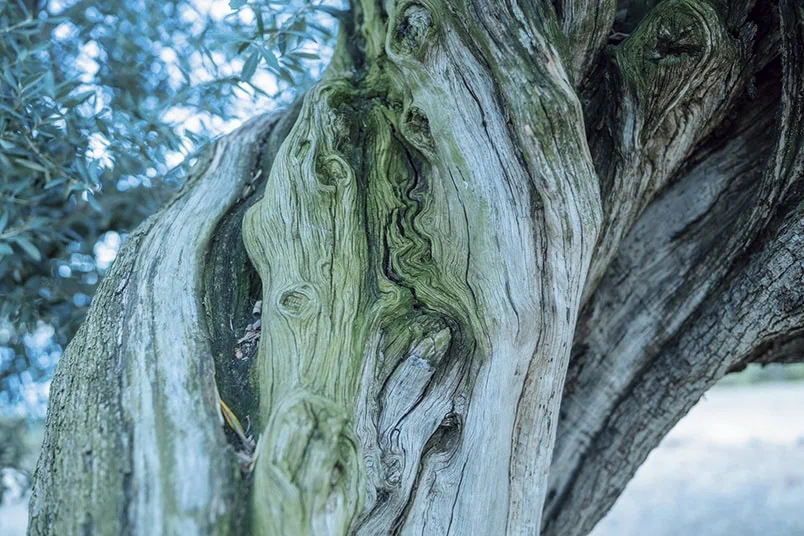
[544,2,804,533]
[28,115,284,535]
[583,0,756,299]
[546,194,804,536]
[240,0,602,532]
[729,328,804,370]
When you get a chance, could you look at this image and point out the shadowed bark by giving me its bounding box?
[544,1,804,534]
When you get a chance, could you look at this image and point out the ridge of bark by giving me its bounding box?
[544,2,804,533]
[28,115,281,535]
[239,0,601,532]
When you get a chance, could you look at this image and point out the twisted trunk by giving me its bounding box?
[30,1,804,535]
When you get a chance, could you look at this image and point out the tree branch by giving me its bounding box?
[544,2,804,533]
[241,1,603,532]
[582,0,757,300]
[729,328,804,371]
[545,193,804,536]
[28,114,286,535]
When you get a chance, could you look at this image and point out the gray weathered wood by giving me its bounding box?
[29,1,804,535]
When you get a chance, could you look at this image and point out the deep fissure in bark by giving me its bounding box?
[237,0,606,530]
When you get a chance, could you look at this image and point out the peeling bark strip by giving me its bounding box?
[29,0,804,535]
[28,115,286,535]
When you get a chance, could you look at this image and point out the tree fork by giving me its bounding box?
[28,0,804,535]
[545,1,804,534]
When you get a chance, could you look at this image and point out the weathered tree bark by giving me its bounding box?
[29,0,803,535]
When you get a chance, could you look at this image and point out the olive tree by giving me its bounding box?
[29,0,804,534]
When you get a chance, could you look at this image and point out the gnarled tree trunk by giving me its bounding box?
[29,0,804,535]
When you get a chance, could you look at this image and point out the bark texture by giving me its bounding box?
[241,1,600,532]
[29,0,804,535]
[28,114,299,535]
[544,1,804,534]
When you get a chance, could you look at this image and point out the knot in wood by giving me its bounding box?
[277,284,317,318]
[648,10,706,63]
[390,3,435,58]
[314,153,352,189]
[401,106,436,155]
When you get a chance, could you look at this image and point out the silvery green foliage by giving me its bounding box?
[0,0,337,410]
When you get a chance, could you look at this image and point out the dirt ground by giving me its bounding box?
[593,382,804,536]
[2,382,803,535]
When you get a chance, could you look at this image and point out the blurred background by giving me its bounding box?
[1,1,802,534]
